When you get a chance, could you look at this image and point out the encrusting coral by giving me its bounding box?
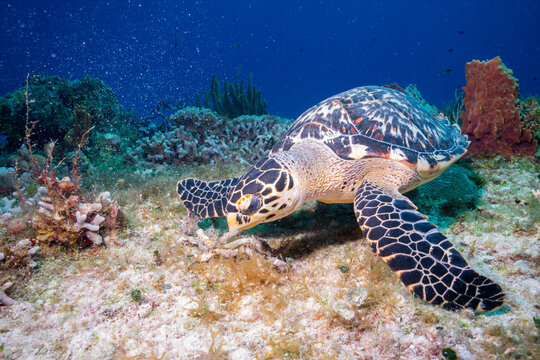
[407,164,480,226]
[461,56,538,157]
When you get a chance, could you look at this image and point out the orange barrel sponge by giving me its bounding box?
[461,56,537,157]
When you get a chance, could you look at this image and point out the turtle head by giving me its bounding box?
[226,156,302,231]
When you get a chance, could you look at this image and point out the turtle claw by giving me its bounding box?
[184,230,286,270]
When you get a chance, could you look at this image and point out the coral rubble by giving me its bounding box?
[461,56,538,157]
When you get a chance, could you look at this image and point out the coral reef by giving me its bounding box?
[404,84,441,116]
[125,107,290,166]
[461,56,537,157]
[0,74,137,154]
[384,83,443,117]
[522,96,540,143]
[0,160,122,271]
[440,90,465,126]
[0,166,15,194]
[0,68,537,358]
[32,181,119,247]
[0,82,123,281]
[407,164,480,227]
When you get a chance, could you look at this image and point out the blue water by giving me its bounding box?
[1,1,539,119]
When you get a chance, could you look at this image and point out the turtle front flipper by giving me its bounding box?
[177,177,239,219]
[354,181,505,312]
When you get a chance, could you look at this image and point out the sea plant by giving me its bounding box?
[441,89,465,126]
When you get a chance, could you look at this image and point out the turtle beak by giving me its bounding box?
[226,213,242,231]
[226,212,258,231]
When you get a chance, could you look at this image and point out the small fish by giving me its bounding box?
[448,48,454,53]
[532,76,537,81]
[174,38,178,48]
[444,69,452,74]
[371,37,378,42]
[230,44,243,48]
[299,48,304,52]
[458,30,465,35]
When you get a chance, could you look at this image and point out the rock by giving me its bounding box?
[346,288,368,307]
[0,291,15,306]
[0,282,14,306]
[332,301,355,321]
[137,303,154,318]
[86,232,103,246]
[27,246,40,256]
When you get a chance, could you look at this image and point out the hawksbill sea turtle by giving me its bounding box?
[177,86,505,312]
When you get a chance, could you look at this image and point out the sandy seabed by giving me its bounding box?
[0,158,538,359]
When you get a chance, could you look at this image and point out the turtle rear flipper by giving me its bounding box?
[177,177,239,219]
[354,181,505,312]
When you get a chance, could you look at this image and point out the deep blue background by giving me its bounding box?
[1,0,539,119]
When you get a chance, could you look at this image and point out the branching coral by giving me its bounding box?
[441,90,465,126]
[125,108,290,166]
[461,56,537,157]
[4,76,122,251]
[196,70,268,118]
[32,182,119,247]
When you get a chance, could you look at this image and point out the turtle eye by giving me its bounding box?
[240,193,263,215]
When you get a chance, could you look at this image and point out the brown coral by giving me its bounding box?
[461,56,537,157]
[7,219,25,235]
[32,179,120,247]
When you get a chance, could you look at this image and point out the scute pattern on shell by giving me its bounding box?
[272,86,468,175]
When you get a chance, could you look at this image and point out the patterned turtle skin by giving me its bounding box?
[178,86,505,312]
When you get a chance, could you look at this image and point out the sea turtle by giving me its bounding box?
[177,86,505,312]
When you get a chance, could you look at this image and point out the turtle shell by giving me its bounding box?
[272,86,469,178]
